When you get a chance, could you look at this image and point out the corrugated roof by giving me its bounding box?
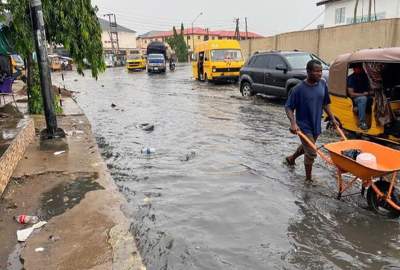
[98,17,136,34]
[138,31,164,38]
[140,27,264,39]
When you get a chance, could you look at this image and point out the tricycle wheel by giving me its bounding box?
[367,180,400,218]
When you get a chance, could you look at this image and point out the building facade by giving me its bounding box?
[317,0,400,28]
[137,28,263,55]
[98,17,137,56]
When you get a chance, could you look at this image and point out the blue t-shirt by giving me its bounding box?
[347,73,370,94]
[285,80,331,137]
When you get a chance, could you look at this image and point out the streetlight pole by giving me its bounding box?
[30,0,67,151]
[29,0,59,138]
[191,12,203,54]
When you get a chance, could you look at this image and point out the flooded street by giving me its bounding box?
[53,65,400,270]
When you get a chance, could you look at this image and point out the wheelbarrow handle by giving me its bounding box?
[335,125,347,141]
[297,131,333,164]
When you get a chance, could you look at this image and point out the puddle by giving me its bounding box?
[40,176,104,219]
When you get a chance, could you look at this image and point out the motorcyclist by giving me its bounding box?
[169,57,176,71]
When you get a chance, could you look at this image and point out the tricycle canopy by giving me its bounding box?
[329,47,400,96]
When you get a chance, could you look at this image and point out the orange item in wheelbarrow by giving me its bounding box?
[297,127,400,217]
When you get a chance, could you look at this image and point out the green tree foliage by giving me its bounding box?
[27,64,62,114]
[166,23,188,62]
[7,0,105,77]
[5,0,105,114]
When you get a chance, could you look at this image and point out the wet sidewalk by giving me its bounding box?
[0,97,146,270]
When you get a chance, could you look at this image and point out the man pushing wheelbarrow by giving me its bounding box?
[285,60,400,217]
[285,59,339,183]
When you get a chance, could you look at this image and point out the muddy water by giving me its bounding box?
[53,65,400,270]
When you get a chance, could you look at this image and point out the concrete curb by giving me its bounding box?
[0,118,35,195]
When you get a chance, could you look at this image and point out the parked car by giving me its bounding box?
[104,55,115,68]
[239,51,329,97]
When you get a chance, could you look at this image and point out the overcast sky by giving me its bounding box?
[91,0,325,36]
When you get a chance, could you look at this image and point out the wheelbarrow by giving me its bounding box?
[297,127,400,217]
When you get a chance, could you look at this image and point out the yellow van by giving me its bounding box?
[192,40,244,83]
[126,54,146,71]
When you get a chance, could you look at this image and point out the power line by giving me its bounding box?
[98,8,256,35]
[99,7,235,26]
[301,9,325,30]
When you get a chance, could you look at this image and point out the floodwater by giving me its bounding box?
[52,65,400,270]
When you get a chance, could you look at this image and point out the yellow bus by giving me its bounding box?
[126,54,146,71]
[192,40,244,83]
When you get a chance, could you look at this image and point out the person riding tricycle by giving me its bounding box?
[328,48,400,145]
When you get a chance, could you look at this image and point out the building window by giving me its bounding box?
[187,36,191,40]
[212,36,215,40]
[198,36,201,40]
[335,7,346,24]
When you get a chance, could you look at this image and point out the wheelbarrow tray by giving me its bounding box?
[324,140,400,179]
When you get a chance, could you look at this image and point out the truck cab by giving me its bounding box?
[147,53,166,73]
[146,41,167,73]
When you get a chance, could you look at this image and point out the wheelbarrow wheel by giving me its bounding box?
[367,180,400,218]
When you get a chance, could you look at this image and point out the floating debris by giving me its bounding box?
[137,123,155,132]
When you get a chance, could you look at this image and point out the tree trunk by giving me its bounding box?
[353,0,360,24]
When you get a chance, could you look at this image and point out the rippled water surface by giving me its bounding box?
[53,65,400,270]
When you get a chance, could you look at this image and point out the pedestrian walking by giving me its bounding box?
[285,59,339,183]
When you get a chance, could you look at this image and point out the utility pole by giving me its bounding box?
[205,28,209,41]
[368,0,372,22]
[29,0,60,139]
[353,0,360,24]
[245,17,249,40]
[191,12,203,54]
[234,18,240,41]
[104,13,120,60]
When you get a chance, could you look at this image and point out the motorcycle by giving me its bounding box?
[169,61,176,71]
